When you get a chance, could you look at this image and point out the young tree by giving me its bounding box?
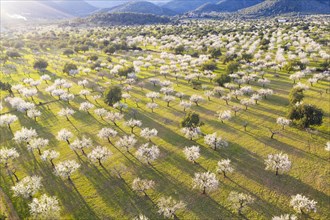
[204,133,228,151]
[125,119,142,133]
[190,95,204,106]
[276,117,291,130]
[218,110,232,123]
[27,108,41,121]
[135,143,160,165]
[163,95,175,107]
[88,146,112,166]
[70,136,92,155]
[146,102,158,112]
[146,92,160,103]
[0,114,18,129]
[228,191,254,215]
[41,150,59,168]
[183,145,200,163]
[113,102,128,113]
[290,194,317,214]
[240,98,255,110]
[28,138,49,155]
[54,160,80,181]
[79,102,94,114]
[12,175,42,199]
[98,127,118,144]
[157,197,186,219]
[13,127,38,145]
[193,171,219,194]
[116,135,137,152]
[140,128,158,142]
[217,159,234,178]
[180,101,192,112]
[0,147,19,168]
[106,111,123,126]
[57,129,73,145]
[265,152,291,175]
[181,127,201,140]
[58,108,75,121]
[29,194,60,219]
[132,178,155,196]
[104,86,122,106]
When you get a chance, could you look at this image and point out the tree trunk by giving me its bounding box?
[37,148,41,155]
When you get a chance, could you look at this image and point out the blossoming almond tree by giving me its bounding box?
[265,152,291,175]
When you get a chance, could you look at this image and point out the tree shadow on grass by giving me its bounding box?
[225,144,330,219]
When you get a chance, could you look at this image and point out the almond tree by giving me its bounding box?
[140,128,158,142]
[54,160,80,181]
[27,108,41,121]
[70,136,92,155]
[265,152,291,175]
[41,150,60,168]
[183,145,200,163]
[146,102,158,112]
[163,95,175,107]
[180,101,192,112]
[146,92,160,102]
[13,127,38,145]
[0,114,18,129]
[57,129,73,145]
[325,141,330,151]
[240,98,255,110]
[228,191,254,215]
[29,194,60,219]
[276,117,291,130]
[79,102,94,114]
[193,171,219,194]
[94,108,108,119]
[132,178,155,196]
[217,159,234,178]
[28,138,49,155]
[12,176,42,199]
[88,146,112,166]
[106,111,123,126]
[218,110,232,123]
[58,107,75,121]
[135,143,160,165]
[116,135,137,152]
[98,127,118,144]
[125,119,142,133]
[190,94,204,106]
[181,127,201,140]
[0,147,19,169]
[157,196,186,219]
[204,133,228,151]
[290,194,317,214]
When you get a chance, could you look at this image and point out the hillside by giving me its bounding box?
[85,12,171,25]
[100,1,176,16]
[238,0,330,17]
[194,0,264,14]
[163,0,219,13]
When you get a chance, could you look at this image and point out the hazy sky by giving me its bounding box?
[86,0,170,8]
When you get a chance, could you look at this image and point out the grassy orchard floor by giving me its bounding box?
[0,47,330,219]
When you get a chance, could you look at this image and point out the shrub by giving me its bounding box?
[181,112,203,128]
[63,63,78,74]
[289,88,304,105]
[33,59,48,70]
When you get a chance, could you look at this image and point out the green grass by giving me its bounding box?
[0,44,329,220]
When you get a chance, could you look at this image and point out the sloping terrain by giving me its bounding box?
[194,0,264,13]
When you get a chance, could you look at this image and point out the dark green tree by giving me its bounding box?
[104,86,122,106]
[181,112,204,128]
[288,104,323,128]
[289,88,304,105]
[226,62,239,74]
[33,59,48,71]
[215,73,231,86]
[63,63,78,75]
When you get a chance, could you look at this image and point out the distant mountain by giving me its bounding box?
[163,0,219,14]
[1,0,97,21]
[100,1,176,16]
[83,12,171,25]
[194,0,264,14]
[238,0,330,17]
